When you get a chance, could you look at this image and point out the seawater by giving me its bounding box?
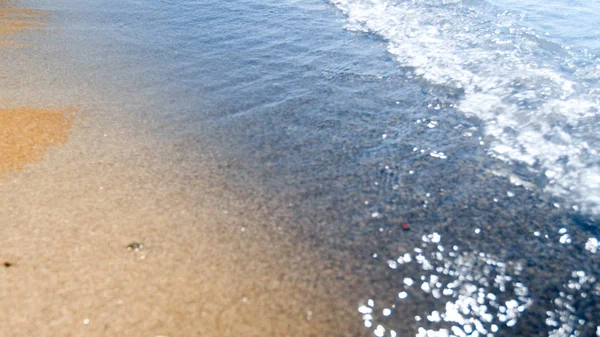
[331,0,600,216]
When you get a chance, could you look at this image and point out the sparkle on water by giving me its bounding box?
[358,231,598,336]
[359,232,533,336]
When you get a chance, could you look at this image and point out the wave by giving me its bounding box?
[329,0,600,215]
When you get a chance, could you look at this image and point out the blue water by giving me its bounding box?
[17,0,600,335]
[324,1,600,335]
[487,0,600,54]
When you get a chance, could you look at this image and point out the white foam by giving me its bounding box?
[330,0,600,214]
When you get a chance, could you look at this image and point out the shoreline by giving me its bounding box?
[0,2,369,336]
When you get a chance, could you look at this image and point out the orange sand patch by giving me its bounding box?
[0,107,76,176]
[0,4,46,44]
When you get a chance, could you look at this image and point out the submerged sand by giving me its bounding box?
[0,3,366,336]
[0,3,45,45]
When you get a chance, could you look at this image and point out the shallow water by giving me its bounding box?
[1,0,599,336]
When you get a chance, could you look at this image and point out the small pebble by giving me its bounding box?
[126,242,144,252]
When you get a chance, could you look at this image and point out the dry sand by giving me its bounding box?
[0,2,366,336]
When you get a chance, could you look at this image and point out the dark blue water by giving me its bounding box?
[20,0,600,335]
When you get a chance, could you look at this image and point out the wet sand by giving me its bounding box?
[0,2,367,336]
